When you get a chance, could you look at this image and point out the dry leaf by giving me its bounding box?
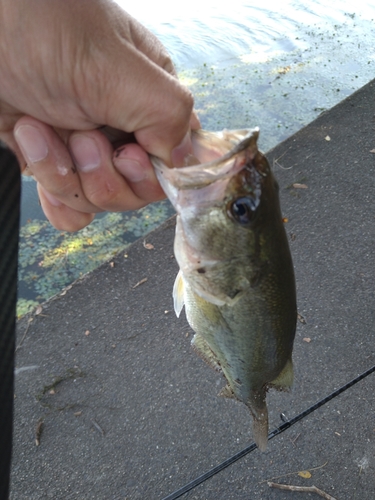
[297,313,307,324]
[325,135,331,141]
[109,261,115,268]
[292,183,308,189]
[60,284,72,296]
[370,149,375,154]
[74,411,82,417]
[261,461,328,485]
[303,337,311,343]
[35,305,43,315]
[143,240,154,250]
[35,418,44,447]
[282,217,289,223]
[298,471,312,479]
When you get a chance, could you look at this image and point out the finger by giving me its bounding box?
[88,11,194,165]
[69,129,162,211]
[14,117,99,213]
[125,14,178,77]
[112,143,165,203]
[190,110,201,131]
[38,183,95,232]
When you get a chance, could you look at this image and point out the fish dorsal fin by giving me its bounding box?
[173,270,185,318]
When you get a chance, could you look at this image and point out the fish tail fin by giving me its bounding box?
[268,357,294,392]
[251,405,269,452]
[248,390,269,451]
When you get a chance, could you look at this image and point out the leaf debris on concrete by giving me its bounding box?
[35,417,44,446]
[268,481,337,499]
[297,313,307,324]
[143,240,154,250]
[260,461,328,484]
[92,420,105,436]
[132,278,148,289]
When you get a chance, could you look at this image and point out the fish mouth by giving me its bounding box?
[151,128,260,209]
[152,128,259,306]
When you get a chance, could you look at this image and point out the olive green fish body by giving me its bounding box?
[152,129,297,451]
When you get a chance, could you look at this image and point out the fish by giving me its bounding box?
[151,128,297,451]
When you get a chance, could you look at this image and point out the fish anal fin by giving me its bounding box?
[268,357,294,392]
[173,270,185,318]
[191,334,222,373]
[218,384,237,399]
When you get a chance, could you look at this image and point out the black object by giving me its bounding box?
[0,146,20,499]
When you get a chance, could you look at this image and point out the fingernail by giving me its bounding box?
[70,135,100,172]
[39,185,62,207]
[113,147,147,183]
[171,131,192,167]
[15,125,48,163]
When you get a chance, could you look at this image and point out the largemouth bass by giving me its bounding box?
[152,129,297,451]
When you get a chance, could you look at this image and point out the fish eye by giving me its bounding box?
[228,197,257,224]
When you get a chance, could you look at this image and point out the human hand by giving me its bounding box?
[0,0,199,231]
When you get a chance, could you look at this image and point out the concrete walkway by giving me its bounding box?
[12,79,375,499]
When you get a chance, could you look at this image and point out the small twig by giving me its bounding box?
[353,465,363,500]
[132,277,148,289]
[92,420,105,436]
[272,148,292,170]
[16,317,33,352]
[289,432,301,447]
[35,417,44,446]
[268,482,337,500]
[267,481,336,500]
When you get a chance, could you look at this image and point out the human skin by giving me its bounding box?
[0,0,199,231]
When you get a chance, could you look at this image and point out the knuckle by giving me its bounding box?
[84,179,133,211]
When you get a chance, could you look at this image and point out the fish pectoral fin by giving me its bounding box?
[173,270,185,318]
[268,357,294,392]
[191,334,222,373]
